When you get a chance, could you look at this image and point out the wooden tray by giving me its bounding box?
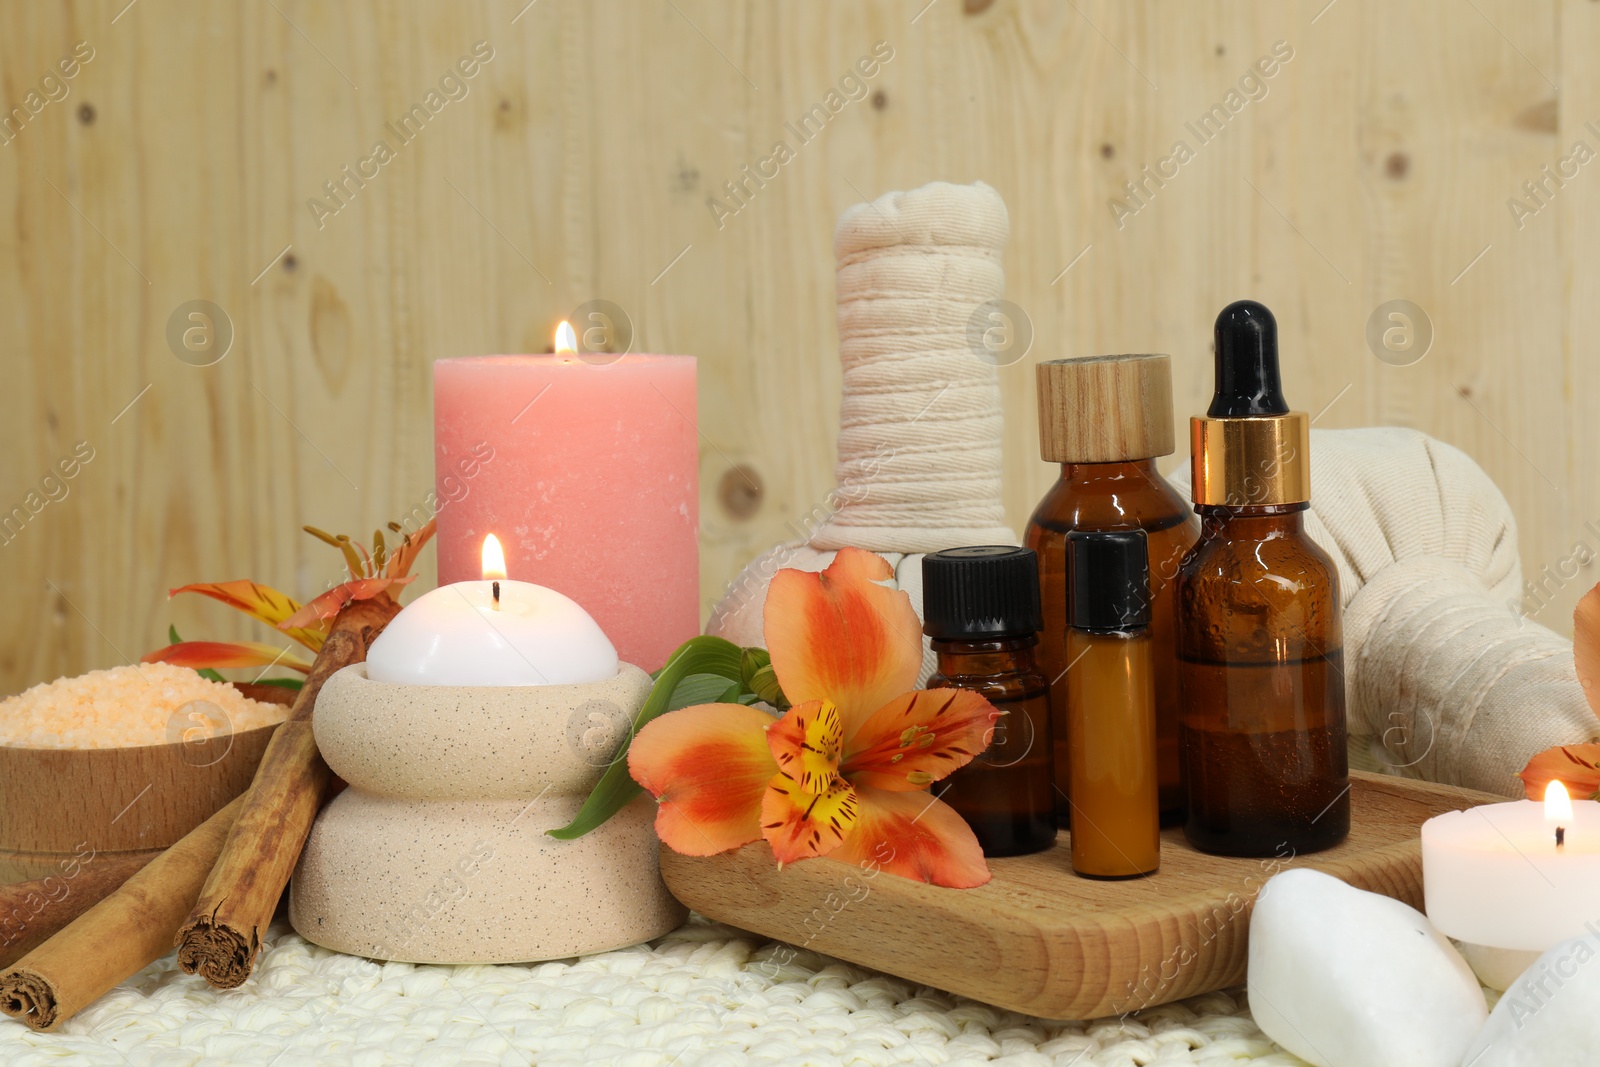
[659,771,1501,1020]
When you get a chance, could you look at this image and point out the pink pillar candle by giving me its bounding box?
[432,352,699,671]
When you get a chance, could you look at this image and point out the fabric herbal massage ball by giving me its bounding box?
[707,180,1020,680]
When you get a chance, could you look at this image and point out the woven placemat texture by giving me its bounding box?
[0,917,1308,1066]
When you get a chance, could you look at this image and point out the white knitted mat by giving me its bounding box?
[0,917,1307,1066]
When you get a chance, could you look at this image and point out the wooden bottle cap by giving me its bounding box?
[1036,354,1176,463]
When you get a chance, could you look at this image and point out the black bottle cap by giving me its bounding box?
[921,546,1042,639]
[1068,530,1151,632]
[1208,299,1290,417]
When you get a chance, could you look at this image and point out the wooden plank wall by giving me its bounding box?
[1,0,1595,695]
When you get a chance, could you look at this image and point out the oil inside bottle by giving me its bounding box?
[932,656,1056,856]
[1179,651,1348,855]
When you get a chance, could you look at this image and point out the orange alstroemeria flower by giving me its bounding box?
[629,547,1002,888]
[143,520,435,677]
[1518,744,1600,802]
[1518,582,1600,801]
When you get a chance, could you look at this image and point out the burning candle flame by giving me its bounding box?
[481,533,507,581]
[555,320,578,354]
[1546,779,1573,825]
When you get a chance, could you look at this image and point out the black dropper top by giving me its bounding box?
[1208,299,1289,417]
[1068,530,1150,633]
[922,546,1042,639]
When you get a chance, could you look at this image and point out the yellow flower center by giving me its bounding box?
[793,700,844,794]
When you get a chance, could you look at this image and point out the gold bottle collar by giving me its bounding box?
[1190,412,1310,507]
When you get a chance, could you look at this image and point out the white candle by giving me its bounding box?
[1422,781,1600,951]
[366,534,618,687]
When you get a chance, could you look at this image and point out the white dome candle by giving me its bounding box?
[365,534,618,687]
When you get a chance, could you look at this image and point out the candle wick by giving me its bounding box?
[492,580,501,611]
[1557,825,1566,848]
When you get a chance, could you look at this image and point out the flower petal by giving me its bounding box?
[628,703,777,856]
[141,640,315,673]
[1576,582,1600,721]
[827,785,991,888]
[385,518,437,580]
[843,688,1002,792]
[279,576,416,631]
[169,580,326,650]
[1517,743,1600,801]
[763,547,923,738]
[766,700,843,795]
[761,772,859,864]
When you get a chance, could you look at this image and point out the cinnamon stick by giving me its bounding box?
[174,596,398,989]
[0,852,156,971]
[0,797,241,1031]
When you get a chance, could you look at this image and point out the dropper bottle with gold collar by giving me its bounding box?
[1178,300,1349,857]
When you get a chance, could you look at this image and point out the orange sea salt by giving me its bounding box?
[0,663,289,749]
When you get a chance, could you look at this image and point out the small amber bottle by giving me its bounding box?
[1066,530,1160,878]
[1179,300,1350,857]
[1025,355,1197,827]
[922,546,1057,857]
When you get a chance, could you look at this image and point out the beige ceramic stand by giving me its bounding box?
[289,662,686,964]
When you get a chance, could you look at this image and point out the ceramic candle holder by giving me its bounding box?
[289,662,686,964]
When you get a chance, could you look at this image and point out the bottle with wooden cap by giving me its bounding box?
[1178,300,1349,857]
[1025,354,1197,828]
[1066,529,1160,878]
[922,546,1057,857]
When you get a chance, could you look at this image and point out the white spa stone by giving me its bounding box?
[291,661,686,964]
[1246,869,1486,1067]
[1460,930,1600,1067]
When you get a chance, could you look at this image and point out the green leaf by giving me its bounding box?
[252,677,305,690]
[739,646,770,688]
[668,672,742,709]
[547,635,747,840]
[168,624,182,646]
[750,663,788,709]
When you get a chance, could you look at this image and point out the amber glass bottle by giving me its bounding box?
[923,547,1057,857]
[1066,530,1160,879]
[1179,301,1349,857]
[1025,355,1197,827]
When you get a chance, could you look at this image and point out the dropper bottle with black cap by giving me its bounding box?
[1178,300,1349,857]
[922,547,1057,857]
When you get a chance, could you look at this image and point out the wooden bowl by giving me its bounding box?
[0,721,279,884]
